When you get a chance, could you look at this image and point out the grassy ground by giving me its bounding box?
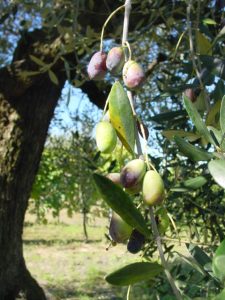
[23,211,150,300]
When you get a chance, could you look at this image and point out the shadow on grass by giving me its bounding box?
[23,238,102,246]
[45,283,124,300]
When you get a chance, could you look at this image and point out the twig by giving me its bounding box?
[150,208,182,300]
[126,285,131,300]
[100,4,125,52]
[121,1,182,299]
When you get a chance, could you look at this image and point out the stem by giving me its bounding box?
[100,4,125,52]
[125,41,132,61]
[122,0,131,48]
[126,285,131,300]
[186,0,210,112]
[102,97,109,120]
[149,208,182,300]
[121,1,182,299]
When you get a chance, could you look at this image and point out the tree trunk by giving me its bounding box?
[0,69,66,298]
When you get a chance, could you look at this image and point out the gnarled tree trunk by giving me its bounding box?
[0,69,66,299]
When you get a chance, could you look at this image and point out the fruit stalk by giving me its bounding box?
[100,4,125,52]
[121,1,182,298]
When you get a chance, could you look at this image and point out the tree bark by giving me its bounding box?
[0,68,66,298]
[0,23,70,299]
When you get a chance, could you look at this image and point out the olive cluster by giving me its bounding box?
[88,46,164,254]
[108,159,165,205]
[107,159,165,253]
[87,47,145,89]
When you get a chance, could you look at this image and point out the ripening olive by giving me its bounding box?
[120,159,146,191]
[127,229,145,254]
[123,60,145,89]
[87,51,107,80]
[109,212,132,243]
[106,47,125,75]
[106,173,121,186]
[142,170,165,206]
[95,121,117,154]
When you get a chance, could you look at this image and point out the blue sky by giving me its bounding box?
[50,82,101,136]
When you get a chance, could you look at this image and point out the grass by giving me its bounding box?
[23,211,149,300]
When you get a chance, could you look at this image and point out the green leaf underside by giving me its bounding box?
[174,136,213,161]
[208,160,225,188]
[212,239,225,281]
[105,262,163,286]
[108,82,135,154]
[220,95,225,134]
[183,95,215,145]
[183,176,207,189]
[93,174,150,237]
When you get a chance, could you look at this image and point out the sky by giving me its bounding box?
[49,82,101,136]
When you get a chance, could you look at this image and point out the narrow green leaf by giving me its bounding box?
[208,160,225,189]
[183,95,215,145]
[220,95,225,134]
[196,31,212,55]
[93,173,150,237]
[149,110,187,123]
[184,176,207,189]
[212,239,225,282]
[173,31,186,59]
[105,262,163,286]
[162,130,200,142]
[48,70,59,85]
[174,136,213,161]
[170,187,189,192]
[177,252,207,276]
[108,82,135,154]
[188,244,212,273]
[203,18,217,25]
[29,55,46,67]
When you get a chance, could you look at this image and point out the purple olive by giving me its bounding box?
[184,88,197,103]
[127,229,145,254]
[106,47,125,75]
[120,159,146,189]
[123,60,145,89]
[87,51,107,80]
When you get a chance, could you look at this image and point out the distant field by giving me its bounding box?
[23,211,152,300]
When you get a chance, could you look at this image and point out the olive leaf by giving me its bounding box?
[93,173,150,237]
[105,262,163,286]
[174,136,213,161]
[183,95,215,146]
[208,159,225,189]
[212,239,225,282]
[108,81,135,154]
